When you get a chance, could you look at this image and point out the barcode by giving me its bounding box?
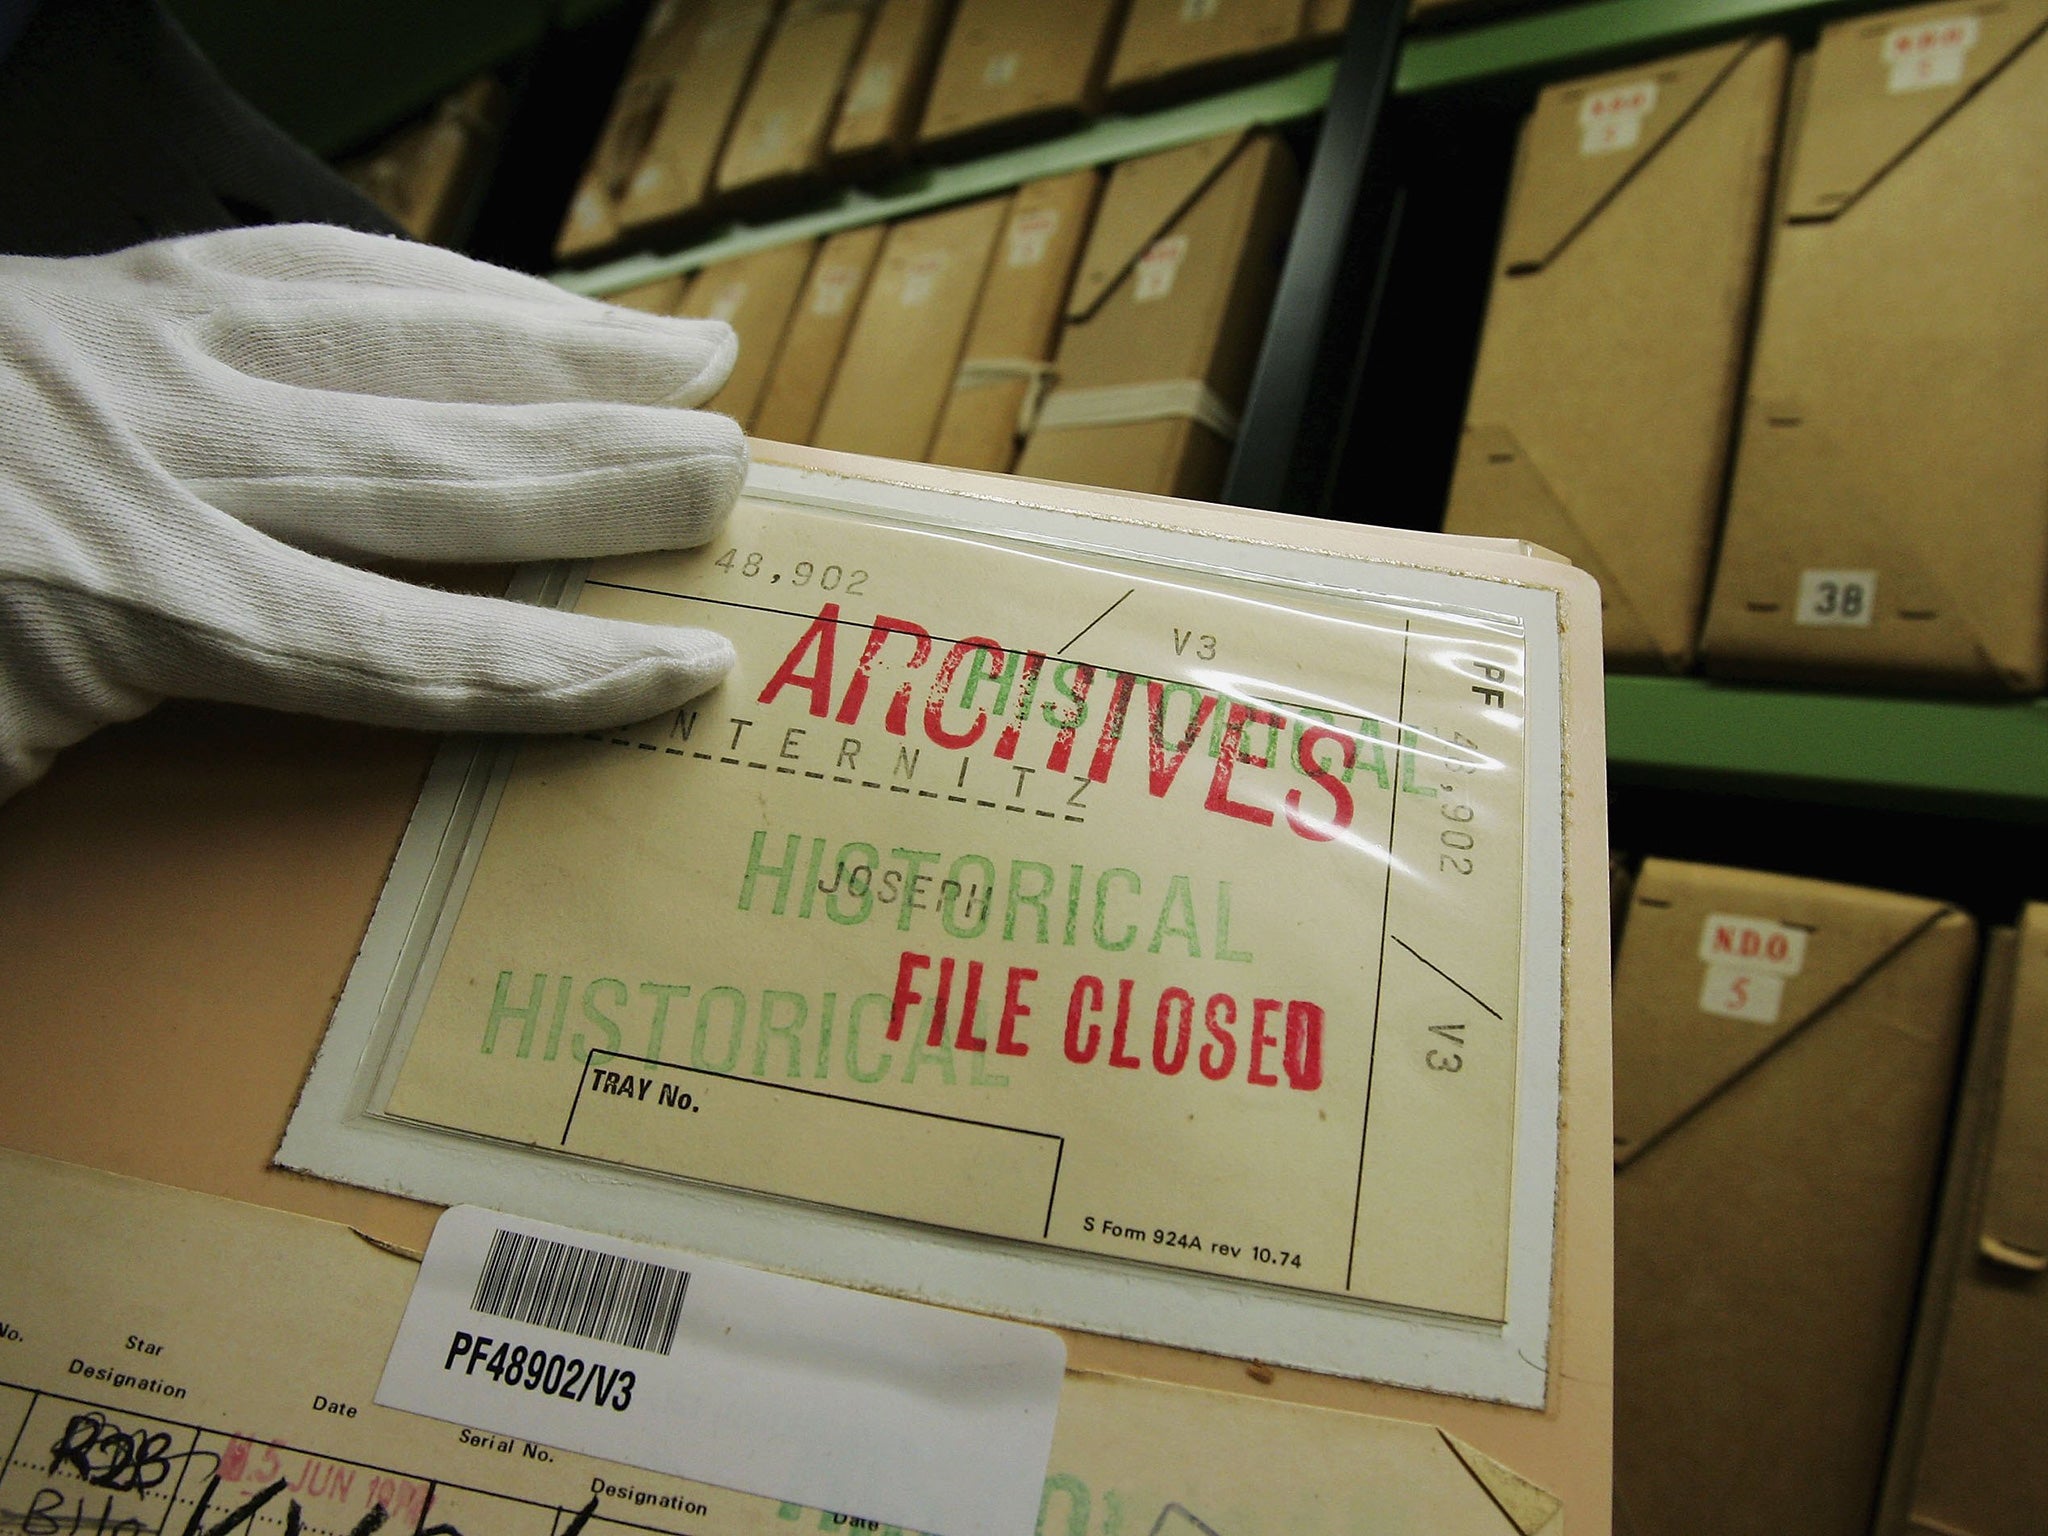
[472,1229,690,1355]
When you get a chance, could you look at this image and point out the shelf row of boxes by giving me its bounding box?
[1609,858,2046,1536]
[557,0,1349,263]
[607,125,1301,500]
[1442,0,2048,695]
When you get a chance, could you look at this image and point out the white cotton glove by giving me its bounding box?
[0,222,748,802]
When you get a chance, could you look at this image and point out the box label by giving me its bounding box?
[1795,569,1877,627]
[1008,207,1062,268]
[846,60,896,117]
[899,249,953,306]
[1698,914,1808,976]
[1180,0,1222,20]
[568,188,609,234]
[703,281,750,325]
[1699,965,1786,1024]
[1134,235,1190,302]
[1577,80,1658,155]
[1883,15,1979,92]
[809,262,861,316]
[1697,914,1806,1025]
[982,51,1019,87]
[749,109,790,160]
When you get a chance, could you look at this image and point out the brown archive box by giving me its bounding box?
[829,0,955,170]
[1611,858,1976,1536]
[0,445,1618,1531]
[677,241,818,431]
[1887,906,2048,1536]
[714,0,878,200]
[603,272,689,314]
[751,223,886,445]
[1307,0,1354,37]
[928,167,1100,473]
[616,0,784,238]
[343,79,505,247]
[1015,129,1299,501]
[811,195,1009,459]
[1441,38,1789,674]
[1701,0,2048,692]
[555,0,713,261]
[918,0,1127,149]
[1107,0,1310,102]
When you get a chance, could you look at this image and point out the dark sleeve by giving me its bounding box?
[0,0,399,257]
[0,1,41,68]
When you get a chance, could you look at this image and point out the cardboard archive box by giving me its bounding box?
[343,79,505,247]
[615,0,784,239]
[1611,858,1976,1536]
[677,241,818,430]
[0,443,1618,1531]
[1700,0,2048,692]
[927,167,1100,473]
[554,0,713,261]
[750,223,886,444]
[1306,0,1354,37]
[1888,906,2048,1536]
[918,0,1128,149]
[1441,38,1789,674]
[810,194,1009,459]
[828,0,955,170]
[1015,129,1300,501]
[714,0,879,201]
[603,272,689,314]
[1106,0,1312,102]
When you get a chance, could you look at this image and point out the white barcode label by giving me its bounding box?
[1796,568,1877,627]
[1884,15,1978,92]
[379,1208,1064,1536]
[1577,80,1658,155]
[472,1227,690,1354]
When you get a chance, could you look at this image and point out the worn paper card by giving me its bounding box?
[283,456,1575,1401]
[0,1150,1562,1536]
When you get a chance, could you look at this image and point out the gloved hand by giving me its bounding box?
[0,222,747,802]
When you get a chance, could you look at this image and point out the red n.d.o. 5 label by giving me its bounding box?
[381,481,1544,1334]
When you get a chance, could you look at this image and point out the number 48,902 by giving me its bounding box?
[712,548,867,595]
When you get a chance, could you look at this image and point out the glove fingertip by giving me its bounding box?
[539,626,739,731]
[660,317,739,409]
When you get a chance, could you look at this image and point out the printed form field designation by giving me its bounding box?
[379,487,1542,1327]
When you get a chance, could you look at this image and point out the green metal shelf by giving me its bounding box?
[1396,0,1867,93]
[1606,676,2048,822]
[557,58,1337,298]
